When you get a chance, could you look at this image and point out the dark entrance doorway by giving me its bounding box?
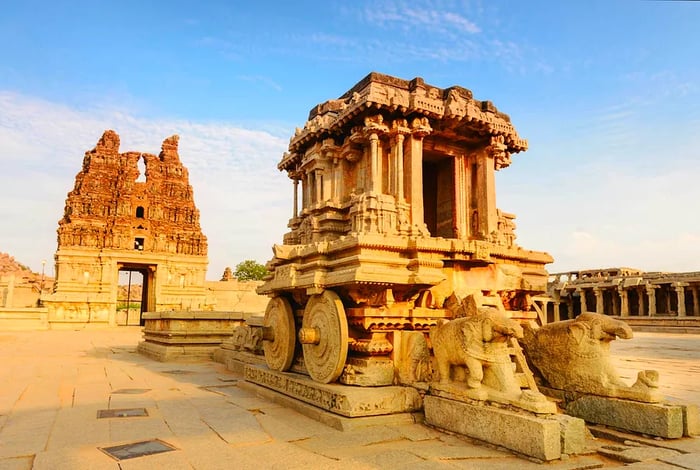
[117,264,155,326]
[422,154,455,238]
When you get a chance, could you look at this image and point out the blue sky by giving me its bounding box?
[1,0,699,279]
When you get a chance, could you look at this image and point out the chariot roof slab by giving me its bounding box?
[280,72,527,172]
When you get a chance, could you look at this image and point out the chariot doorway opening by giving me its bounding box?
[422,153,455,238]
[117,264,155,326]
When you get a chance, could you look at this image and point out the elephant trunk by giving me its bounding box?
[493,321,524,339]
[606,320,633,340]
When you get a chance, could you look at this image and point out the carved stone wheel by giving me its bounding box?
[262,296,296,372]
[300,290,349,384]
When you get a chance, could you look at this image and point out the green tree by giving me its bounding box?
[233,260,268,281]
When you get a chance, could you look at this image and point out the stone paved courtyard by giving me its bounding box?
[0,327,698,469]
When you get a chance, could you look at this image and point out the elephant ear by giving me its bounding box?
[461,324,476,346]
[568,323,587,345]
[481,318,493,343]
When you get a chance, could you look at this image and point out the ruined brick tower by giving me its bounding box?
[44,130,209,326]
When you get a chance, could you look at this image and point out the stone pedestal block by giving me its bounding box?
[550,413,586,455]
[566,395,684,438]
[213,342,266,374]
[424,395,562,461]
[138,310,244,361]
[681,403,699,436]
[244,364,422,417]
[339,356,394,386]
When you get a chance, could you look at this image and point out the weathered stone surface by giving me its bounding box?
[57,131,206,257]
[43,131,209,326]
[244,364,422,418]
[138,310,245,361]
[567,395,684,438]
[551,413,587,456]
[597,443,682,464]
[257,72,553,390]
[424,395,561,461]
[681,403,700,436]
[588,424,700,454]
[239,380,419,431]
[429,301,555,413]
[339,356,394,386]
[659,453,700,470]
[523,313,662,403]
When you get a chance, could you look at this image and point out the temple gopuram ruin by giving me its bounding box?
[548,268,700,328]
[42,130,209,327]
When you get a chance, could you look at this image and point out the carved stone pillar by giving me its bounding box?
[369,133,380,194]
[396,134,405,200]
[578,288,587,313]
[637,287,646,316]
[332,159,342,202]
[453,154,468,239]
[675,284,687,317]
[693,287,700,317]
[646,285,657,316]
[389,125,407,201]
[300,174,306,209]
[618,288,629,317]
[553,301,561,322]
[593,287,604,315]
[293,178,299,217]
[315,170,324,203]
[406,118,431,231]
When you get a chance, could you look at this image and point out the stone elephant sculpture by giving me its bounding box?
[430,308,523,391]
[522,312,660,402]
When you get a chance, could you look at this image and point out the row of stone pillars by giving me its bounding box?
[560,283,700,319]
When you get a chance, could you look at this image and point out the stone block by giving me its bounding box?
[682,404,700,436]
[339,356,394,386]
[137,341,214,362]
[597,443,681,463]
[551,413,586,455]
[238,381,419,431]
[660,453,700,470]
[423,395,561,461]
[566,396,684,438]
[244,364,422,417]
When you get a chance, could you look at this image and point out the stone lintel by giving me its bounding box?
[566,395,684,438]
[424,395,562,461]
[244,364,422,417]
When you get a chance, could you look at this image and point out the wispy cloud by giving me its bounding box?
[0,91,291,277]
[364,2,481,35]
[236,75,283,92]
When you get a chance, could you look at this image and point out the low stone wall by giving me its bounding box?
[205,279,268,315]
[0,308,48,330]
[138,310,245,361]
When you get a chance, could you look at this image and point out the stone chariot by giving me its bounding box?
[257,72,552,388]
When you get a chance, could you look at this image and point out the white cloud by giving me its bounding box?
[497,146,700,275]
[365,2,481,34]
[236,75,283,92]
[0,91,292,278]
